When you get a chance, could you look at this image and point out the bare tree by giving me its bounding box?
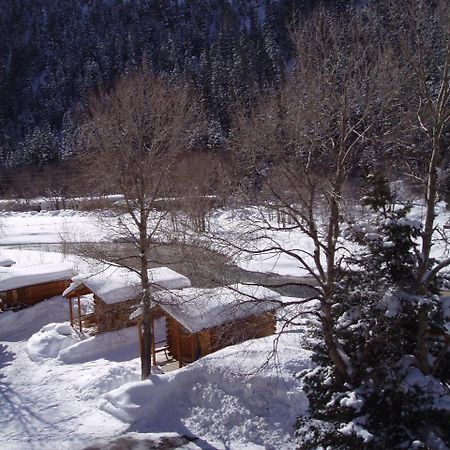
[173,152,233,232]
[80,65,203,379]
[389,0,450,374]
[228,9,400,382]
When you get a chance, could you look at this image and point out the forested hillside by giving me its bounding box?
[0,0,348,169]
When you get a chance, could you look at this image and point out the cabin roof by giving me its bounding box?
[0,256,15,267]
[0,263,76,291]
[136,284,281,333]
[63,266,191,304]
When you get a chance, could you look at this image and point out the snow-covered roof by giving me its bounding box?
[148,284,281,333]
[63,266,191,305]
[0,264,76,291]
[0,256,15,267]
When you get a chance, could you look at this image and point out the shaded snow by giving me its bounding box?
[0,340,138,449]
[26,323,79,361]
[58,326,140,364]
[0,255,15,267]
[0,296,69,341]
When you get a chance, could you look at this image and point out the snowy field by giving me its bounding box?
[1,202,449,449]
[0,208,317,449]
[0,210,112,246]
[0,294,312,449]
[2,201,449,276]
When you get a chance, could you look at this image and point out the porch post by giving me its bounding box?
[177,324,182,368]
[77,295,82,333]
[138,321,143,361]
[69,297,73,326]
[152,318,157,366]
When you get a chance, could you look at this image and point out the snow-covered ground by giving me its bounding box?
[210,201,450,277]
[101,331,312,449]
[0,297,141,449]
[1,201,449,448]
[0,210,109,245]
[0,295,312,449]
[2,201,448,276]
[0,206,315,448]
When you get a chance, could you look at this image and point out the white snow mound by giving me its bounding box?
[101,333,312,448]
[27,322,80,361]
[0,263,75,291]
[0,296,69,341]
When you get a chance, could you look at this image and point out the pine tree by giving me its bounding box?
[298,174,450,449]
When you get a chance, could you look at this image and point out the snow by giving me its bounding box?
[441,296,450,320]
[101,331,312,449]
[380,289,402,318]
[400,366,450,411]
[0,300,142,449]
[151,284,281,333]
[58,326,140,364]
[0,296,69,341]
[1,200,449,448]
[1,200,450,280]
[63,266,191,304]
[0,291,313,449]
[0,255,15,267]
[339,391,364,412]
[0,210,110,245]
[0,339,140,449]
[0,263,76,291]
[26,322,79,361]
[0,248,80,269]
[210,207,336,277]
[339,420,373,443]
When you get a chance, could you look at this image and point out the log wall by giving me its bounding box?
[0,279,70,310]
[165,311,276,365]
[95,297,140,334]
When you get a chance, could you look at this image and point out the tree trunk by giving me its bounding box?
[139,206,152,380]
[141,293,153,379]
[416,131,443,375]
[322,301,349,382]
[322,164,350,382]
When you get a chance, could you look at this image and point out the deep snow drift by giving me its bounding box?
[0,279,313,449]
[101,332,312,449]
[0,296,69,341]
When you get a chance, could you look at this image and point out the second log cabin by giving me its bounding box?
[63,266,191,334]
[134,284,282,367]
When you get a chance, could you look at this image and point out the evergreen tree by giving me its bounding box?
[298,174,450,449]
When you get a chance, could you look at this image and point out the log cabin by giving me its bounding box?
[0,263,75,310]
[135,284,281,367]
[62,266,191,334]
